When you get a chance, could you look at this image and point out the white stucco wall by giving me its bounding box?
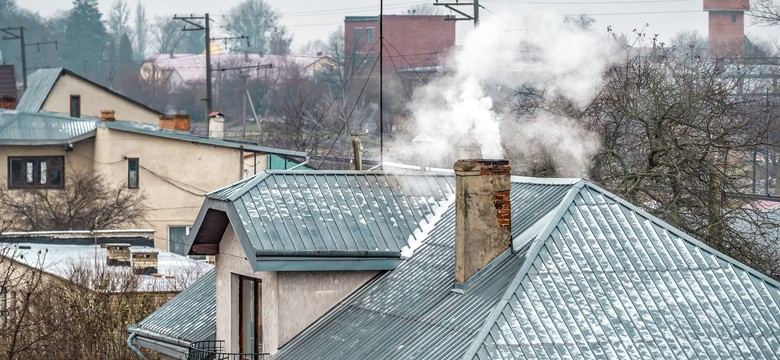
[41,73,161,124]
[215,225,379,355]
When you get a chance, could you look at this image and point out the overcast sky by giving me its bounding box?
[17,0,777,50]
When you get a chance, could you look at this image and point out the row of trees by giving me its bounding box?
[0,0,292,87]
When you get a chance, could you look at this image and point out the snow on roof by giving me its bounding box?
[6,243,213,292]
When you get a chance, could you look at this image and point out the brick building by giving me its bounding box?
[344,15,455,75]
[704,0,750,59]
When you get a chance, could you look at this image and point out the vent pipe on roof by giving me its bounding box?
[453,159,511,286]
[208,111,224,138]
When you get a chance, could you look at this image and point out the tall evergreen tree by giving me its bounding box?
[133,1,147,60]
[62,0,107,80]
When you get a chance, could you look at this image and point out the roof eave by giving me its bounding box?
[0,130,96,145]
[253,256,402,271]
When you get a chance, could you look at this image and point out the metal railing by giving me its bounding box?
[188,340,270,360]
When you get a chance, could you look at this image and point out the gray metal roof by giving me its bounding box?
[272,179,780,359]
[16,67,164,116]
[15,67,60,112]
[192,172,457,270]
[105,120,307,157]
[129,268,216,344]
[0,110,304,158]
[0,110,97,145]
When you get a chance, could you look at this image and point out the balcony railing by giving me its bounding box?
[188,340,270,360]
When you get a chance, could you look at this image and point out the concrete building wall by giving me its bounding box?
[0,142,95,188]
[41,74,160,124]
[215,225,379,355]
[91,125,252,249]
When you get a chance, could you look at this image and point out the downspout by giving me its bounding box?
[288,156,310,170]
[127,332,149,360]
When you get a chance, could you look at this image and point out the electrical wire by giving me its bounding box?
[382,41,414,102]
[318,54,380,169]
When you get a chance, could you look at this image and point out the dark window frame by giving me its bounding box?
[7,156,65,189]
[239,275,263,355]
[69,95,80,118]
[127,158,139,189]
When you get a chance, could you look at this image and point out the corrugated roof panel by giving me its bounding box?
[271,180,573,359]
[16,67,61,112]
[473,185,780,359]
[131,268,216,343]
[228,172,456,256]
[0,110,97,144]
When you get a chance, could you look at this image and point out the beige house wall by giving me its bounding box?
[0,127,270,250]
[41,74,160,124]
[92,125,264,249]
[215,225,378,355]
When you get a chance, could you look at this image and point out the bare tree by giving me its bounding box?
[225,0,291,54]
[151,16,184,54]
[0,171,148,231]
[133,1,148,60]
[405,4,444,15]
[751,0,780,26]
[584,45,780,278]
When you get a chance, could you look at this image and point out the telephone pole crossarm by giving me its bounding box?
[0,26,27,91]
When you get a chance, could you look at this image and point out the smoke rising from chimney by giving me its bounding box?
[396,9,620,176]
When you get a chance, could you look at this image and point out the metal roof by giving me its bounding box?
[0,110,97,145]
[16,67,164,115]
[0,110,304,157]
[129,268,216,344]
[15,67,60,112]
[272,179,780,359]
[105,120,307,157]
[192,171,457,271]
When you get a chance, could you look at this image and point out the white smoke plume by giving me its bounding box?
[395,8,621,176]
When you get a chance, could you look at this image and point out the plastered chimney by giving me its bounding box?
[453,159,511,285]
[208,111,225,138]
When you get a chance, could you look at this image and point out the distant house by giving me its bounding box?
[16,67,163,125]
[140,53,339,92]
[344,15,455,76]
[0,107,307,251]
[129,161,780,359]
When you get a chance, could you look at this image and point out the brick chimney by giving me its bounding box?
[208,111,224,138]
[131,249,159,275]
[104,243,131,266]
[159,114,191,131]
[0,95,16,110]
[100,109,116,122]
[453,159,511,285]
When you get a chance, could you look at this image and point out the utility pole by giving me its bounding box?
[433,0,480,26]
[173,14,213,114]
[1,26,27,91]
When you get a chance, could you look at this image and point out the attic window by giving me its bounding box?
[69,95,80,118]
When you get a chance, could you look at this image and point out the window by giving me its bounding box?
[69,95,80,118]
[731,13,737,23]
[8,156,64,189]
[239,276,263,355]
[365,27,375,43]
[127,158,139,188]
[354,27,364,44]
[168,226,192,255]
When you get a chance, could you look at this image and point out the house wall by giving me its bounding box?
[215,225,379,355]
[92,125,254,249]
[0,141,95,187]
[344,15,455,74]
[41,74,160,124]
[708,11,745,58]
